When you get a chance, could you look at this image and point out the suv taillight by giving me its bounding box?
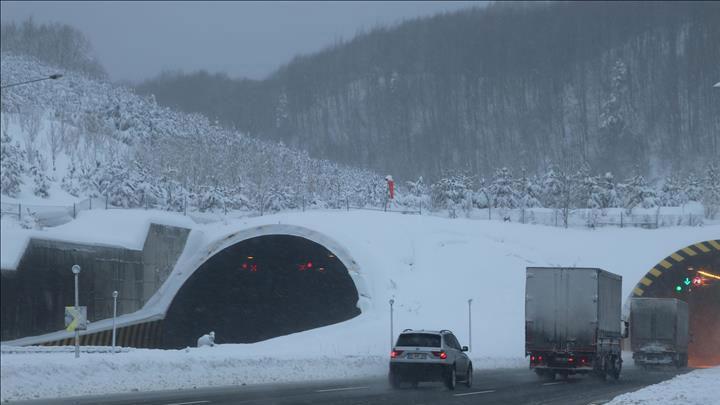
[391,350,403,358]
[432,351,448,359]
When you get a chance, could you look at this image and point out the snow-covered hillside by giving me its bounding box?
[1,53,388,215]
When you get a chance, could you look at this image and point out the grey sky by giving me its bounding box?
[1,1,484,83]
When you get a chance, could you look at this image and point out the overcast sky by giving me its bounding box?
[1,1,484,83]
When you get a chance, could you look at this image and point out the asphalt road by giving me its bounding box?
[13,366,686,405]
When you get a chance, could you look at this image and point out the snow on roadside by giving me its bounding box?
[0,344,522,402]
[607,367,720,405]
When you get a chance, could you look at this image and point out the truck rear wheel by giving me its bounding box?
[610,355,622,380]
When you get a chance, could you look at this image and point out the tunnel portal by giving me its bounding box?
[632,241,720,368]
[161,234,361,349]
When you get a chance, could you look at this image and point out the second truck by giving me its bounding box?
[525,267,626,380]
[630,297,689,368]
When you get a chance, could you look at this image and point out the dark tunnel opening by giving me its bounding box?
[638,251,720,368]
[161,235,361,349]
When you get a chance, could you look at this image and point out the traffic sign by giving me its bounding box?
[64,307,87,332]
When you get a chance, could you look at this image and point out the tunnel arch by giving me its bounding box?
[155,225,371,349]
[630,240,720,367]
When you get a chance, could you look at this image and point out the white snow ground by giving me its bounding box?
[1,209,718,401]
[606,367,720,405]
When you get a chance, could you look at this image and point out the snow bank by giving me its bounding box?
[607,367,720,405]
[0,342,523,402]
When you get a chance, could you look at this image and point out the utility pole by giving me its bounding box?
[468,298,473,352]
[112,290,118,353]
[71,265,81,358]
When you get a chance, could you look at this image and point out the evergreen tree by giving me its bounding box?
[29,164,50,198]
[594,172,619,209]
[702,164,720,219]
[621,174,657,211]
[490,167,518,209]
[0,133,25,197]
[659,175,687,207]
[684,172,703,202]
[516,170,542,208]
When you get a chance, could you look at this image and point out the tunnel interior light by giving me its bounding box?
[328,254,335,258]
[247,256,254,260]
[318,267,325,272]
[698,270,720,281]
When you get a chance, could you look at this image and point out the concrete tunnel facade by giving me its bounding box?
[5,224,370,349]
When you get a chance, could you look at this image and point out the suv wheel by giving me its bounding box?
[464,363,473,388]
[444,365,457,390]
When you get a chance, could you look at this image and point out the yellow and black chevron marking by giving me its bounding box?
[40,320,163,348]
[632,240,720,297]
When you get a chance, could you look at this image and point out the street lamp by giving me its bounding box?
[112,290,118,353]
[0,74,63,89]
[389,299,395,350]
[71,264,81,358]
[468,299,473,352]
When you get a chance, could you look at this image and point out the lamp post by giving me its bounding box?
[389,299,395,350]
[112,290,118,353]
[71,264,81,358]
[468,298,473,352]
[0,74,63,90]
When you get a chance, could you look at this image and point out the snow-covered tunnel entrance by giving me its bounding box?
[161,234,361,348]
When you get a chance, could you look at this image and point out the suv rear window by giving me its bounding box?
[396,333,441,347]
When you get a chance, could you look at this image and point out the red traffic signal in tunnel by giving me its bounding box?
[692,276,704,286]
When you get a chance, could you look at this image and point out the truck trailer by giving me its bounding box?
[525,267,625,380]
[630,298,689,368]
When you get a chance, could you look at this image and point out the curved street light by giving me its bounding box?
[0,74,63,89]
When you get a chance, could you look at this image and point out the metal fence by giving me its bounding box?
[0,197,704,230]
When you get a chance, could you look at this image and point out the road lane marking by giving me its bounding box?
[453,390,496,396]
[542,382,566,386]
[164,401,211,405]
[315,386,369,393]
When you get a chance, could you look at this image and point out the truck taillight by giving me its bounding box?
[391,350,403,358]
[432,351,447,359]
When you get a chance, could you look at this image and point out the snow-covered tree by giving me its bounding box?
[0,133,25,197]
[621,174,657,211]
[516,171,542,209]
[30,163,50,198]
[684,172,703,202]
[594,172,619,209]
[703,164,720,219]
[490,167,518,209]
[659,175,687,207]
[431,172,473,217]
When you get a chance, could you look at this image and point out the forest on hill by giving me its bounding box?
[137,1,720,182]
